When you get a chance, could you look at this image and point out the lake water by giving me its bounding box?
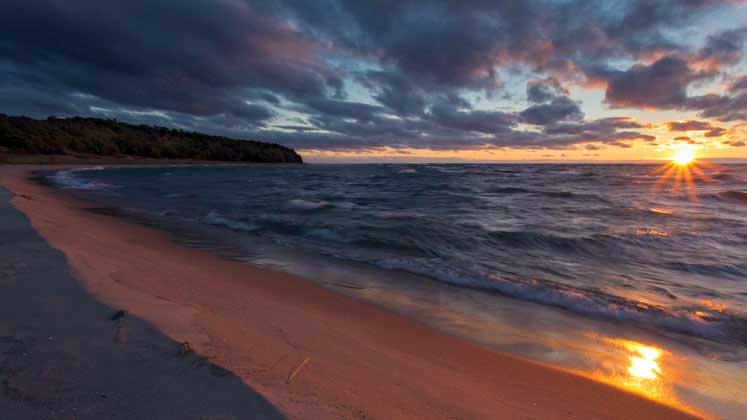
[51,163,747,419]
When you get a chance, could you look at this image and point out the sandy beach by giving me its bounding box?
[0,165,702,420]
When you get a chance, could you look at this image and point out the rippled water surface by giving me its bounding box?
[51,163,747,419]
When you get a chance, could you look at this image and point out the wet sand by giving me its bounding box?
[0,184,282,420]
[0,165,702,419]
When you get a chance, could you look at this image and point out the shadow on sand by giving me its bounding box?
[0,187,284,420]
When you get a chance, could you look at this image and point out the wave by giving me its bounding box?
[196,216,747,346]
[488,187,531,194]
[48,164,747,349]
[712,172,734,181]
[49,168,114,191]
[667,261,747,278]
[275,225,681,267]
[492,229,719,261]
[371,257,747,345]
[373,210,423,219]
[485,230,633,256]
[539,190,576,198]
[718,190,747,202]
[535,190,611,203]
[303,227,352,243]
[486,187,609,201]
[203,210,258,232]
[424,165,467,174]
[162,192,198,199]
[287,199,330,210]
[699,190,747,203]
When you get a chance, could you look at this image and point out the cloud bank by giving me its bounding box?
[1,0,745,154]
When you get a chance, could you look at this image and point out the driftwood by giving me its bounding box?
[286,357,311,384]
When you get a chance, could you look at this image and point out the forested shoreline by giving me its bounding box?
[0,115,302,163]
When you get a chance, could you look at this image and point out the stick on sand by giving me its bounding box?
[287,357,311,384]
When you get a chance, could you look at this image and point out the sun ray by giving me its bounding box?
[672,165,684,194]
[644,148,727,206]
[689,162,712,184]
[645,143,704,199]
[682,165,697,202]
[651,163,678,192]
[649,163,674,176]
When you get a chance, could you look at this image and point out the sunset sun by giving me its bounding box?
[672,148,695,166]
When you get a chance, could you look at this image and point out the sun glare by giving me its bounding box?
[672,149,694,165]
[627,344,662,380]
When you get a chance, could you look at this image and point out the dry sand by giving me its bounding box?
[0,165,702,419]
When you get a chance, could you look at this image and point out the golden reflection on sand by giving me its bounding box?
[624,341,662,380]
[580,333,707,417]
[597,337,667,396]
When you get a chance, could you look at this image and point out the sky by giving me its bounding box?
[1,0,746,162]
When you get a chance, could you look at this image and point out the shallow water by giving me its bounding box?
[51,163,747,419]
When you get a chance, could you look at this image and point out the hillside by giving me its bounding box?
[0,115,302,163]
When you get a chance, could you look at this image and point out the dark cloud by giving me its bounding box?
[520,96,584,125]
[663,120,734,138]
[0,0,743,154]
[544,117,645,135]
[0,83,91,118]
[359,70,427,116]
[302,98,387,122]
[723,140,746,147]
[673,136,697,144]
[0,0,336,122]
[697,25,747,68]
[255,113,655,152]
[595,51,746,124]
[319,0,737,89]
[430,99,517,134]
[527,83,556,104]
[526,78,567,103]
[602,57,708,109]
[666,120,715,131]
[705,127,727,137]
[683,92,747,122]
[732,76,747,91]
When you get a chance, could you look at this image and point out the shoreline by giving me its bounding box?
[0,164,702,419]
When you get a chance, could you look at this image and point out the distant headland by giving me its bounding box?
[0,114,302,164]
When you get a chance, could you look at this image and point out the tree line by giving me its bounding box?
[0,114,303,163]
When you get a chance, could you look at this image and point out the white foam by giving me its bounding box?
[204,210,258,232]
[49,169,113,191]
[287,199,330,210]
